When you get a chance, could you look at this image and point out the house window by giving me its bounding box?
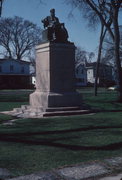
[81,69,84,74]
[10,65,14,72]
[77,78,85,83]
[80,78,85,83]
[76,68,79,74]
[0,66,2,72]
[21,66,25,73]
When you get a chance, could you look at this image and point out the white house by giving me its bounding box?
[86,62,114,86]
[75,63,87,86]
[86,64,96,84]
[0,58,31,89]
[75,62,114,87]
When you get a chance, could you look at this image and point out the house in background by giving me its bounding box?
[75,63,87,86]
[86,62,114,86]
[0,58,31,89]
[86,65,96,85]
[30,64,36,88]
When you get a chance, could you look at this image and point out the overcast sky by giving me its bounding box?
[1,0,122,54]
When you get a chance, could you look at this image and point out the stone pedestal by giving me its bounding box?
[30,42,81,110]
[10,42,85,118]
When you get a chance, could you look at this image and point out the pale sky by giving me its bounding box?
[1,0,122,54]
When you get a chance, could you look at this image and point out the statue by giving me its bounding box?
[41,9,69,43]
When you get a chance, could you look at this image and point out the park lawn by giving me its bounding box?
[0,89,30,112]
[0,112,122,176]
[0,88,122,176]
[0,89,33,102]
[0,102,28,112]
[0,102,28,124]
[78,88,122,110]
[0,114,14,124]
[0,88,122,112]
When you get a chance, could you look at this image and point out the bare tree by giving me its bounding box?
[102,26,122,65]
[94,0,112,96]
[0,0,3,17]
[88,52,95,62]
[94,23,107,96]
[0,16,42,60]
[67,0,107,96]
[75,46,87,66]
[67,0,122,101]
[75,46,94,66]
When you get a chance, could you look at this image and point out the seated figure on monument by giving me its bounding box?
[41,8,69,43]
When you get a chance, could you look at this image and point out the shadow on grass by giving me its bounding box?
[0,125,122,151]
[0,135,122,151]
[1,125,122,135]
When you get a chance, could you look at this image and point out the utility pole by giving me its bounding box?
[0,0,3,17]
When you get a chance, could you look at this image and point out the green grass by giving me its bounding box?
[0,102,28,111]
[0,88,122,176]
[0,114,14,123]
[0,90,30,111]
[0,88,122,112]
[0,90,33,102]
[0,113,122,176]
[78,88,122,110]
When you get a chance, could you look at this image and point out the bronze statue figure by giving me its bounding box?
[41,9,69,43]
[42,9,59,29]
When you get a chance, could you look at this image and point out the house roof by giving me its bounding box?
[86,62,113,68]
[76,62,85,69]
[0,58,30,64]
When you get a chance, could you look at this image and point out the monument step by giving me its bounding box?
[21,105,44,111]
[43,109,91,117]
[21,105,30,110]
[13,108,23,113]
[45,106,81,112]
[11,107,91,118]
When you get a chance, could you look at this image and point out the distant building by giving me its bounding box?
[75,62,114,87]
[86,62,114,86]
[0,58,31,89]
[75,63,87,86]
[86,65,96,84]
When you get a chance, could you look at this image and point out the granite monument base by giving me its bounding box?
[11,91,84,118]
[11,105,90,118]
[5,42,88,118]
[30,91,81,108]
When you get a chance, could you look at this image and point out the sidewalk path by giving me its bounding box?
[4,157,122,180]
[100,173,122,180]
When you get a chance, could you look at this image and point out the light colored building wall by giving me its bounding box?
[0,59,30,75]
[0,59,31,89]
[87,68,95,84]
[32,76,36,85]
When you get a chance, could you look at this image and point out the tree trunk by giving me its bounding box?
[94,23,106,96]
[0,0,3,17]
[7,47,12,58]
[113,7,122,101]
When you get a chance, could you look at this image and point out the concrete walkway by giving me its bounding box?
[100,173,122,180]
[2,156,122,180]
